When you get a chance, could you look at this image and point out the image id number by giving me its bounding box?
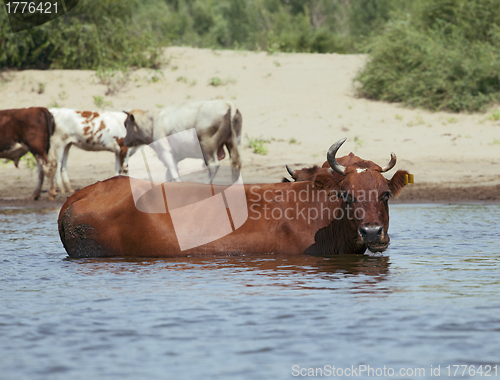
[6,2,58,14]
[446,365,498,377]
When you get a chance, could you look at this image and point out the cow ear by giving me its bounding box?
[314,180,324,190]
[388,170,409,198]
[313,172,339,191]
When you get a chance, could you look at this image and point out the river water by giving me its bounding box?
[0,204,499,380]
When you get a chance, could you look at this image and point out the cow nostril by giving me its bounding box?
[359,226,384,241]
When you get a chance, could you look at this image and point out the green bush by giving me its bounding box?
[355,0,500,112]
[349,0,405,38]
[1,0,415,70]
[0,0,161,69]
[136,0,355,54]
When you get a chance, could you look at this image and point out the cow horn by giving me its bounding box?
[123,110,130,116]
[327,137,347,176]
[380,153,397,172]
[285,164,295,177]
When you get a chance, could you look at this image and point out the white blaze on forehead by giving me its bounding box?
[356,168,367,173]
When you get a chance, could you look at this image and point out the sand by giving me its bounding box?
[1,46,499,206]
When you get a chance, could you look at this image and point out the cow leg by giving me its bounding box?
[30,160,45,201]
[114,152,121,176]
[120,146,138,175]
[45,150,57,200]
[118,147,129,175]
[225,141,241,183]
[231,166,239,183]
[204,146,222,184]
[61,144,74,193]
[53,146,66,193]
[207,164,219,184]
[48,175,57,200]
[154,144,181,182]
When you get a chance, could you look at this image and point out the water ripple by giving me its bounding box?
[0,205,499,379]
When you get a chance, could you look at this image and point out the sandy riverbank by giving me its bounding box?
[1,46,499,206]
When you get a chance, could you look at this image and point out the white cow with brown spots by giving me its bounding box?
[49,108,138,194]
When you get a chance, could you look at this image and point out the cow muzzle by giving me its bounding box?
[358,225,389,252]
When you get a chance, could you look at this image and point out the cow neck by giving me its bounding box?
[305,201,364,255]
[299,174,367,255]
[289,181,349,254]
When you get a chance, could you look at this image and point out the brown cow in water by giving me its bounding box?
[283,146,395,184]
[58,138,410,258]
[0,107,56,200]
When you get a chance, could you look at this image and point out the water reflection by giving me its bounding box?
[66,253,391,291]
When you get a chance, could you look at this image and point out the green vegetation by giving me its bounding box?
[208,77,222,87]
[406,115,425,127]
[93,95,112,108]
[1,0,500,113]
[149,70,164,83]
[355,0,500,112]
[93,96,104,108]
[0,0,161,70]
[2,153,37,169]
[488,110,500,121]
[20,153,37,170]
[1,0,402,71]
[137,0,355,54]
[354,136,364,148]
[208,76,235,87]
[37,82,45,94]
[246,134,269,155]
[95,68,130,95]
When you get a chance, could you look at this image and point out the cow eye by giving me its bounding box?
[341,191,354,204]
[381,191,392,202]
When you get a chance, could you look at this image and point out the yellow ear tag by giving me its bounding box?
[404,174,415,185]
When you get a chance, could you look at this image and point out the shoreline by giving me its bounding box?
[1,181,499,212]
[1,47,499,208]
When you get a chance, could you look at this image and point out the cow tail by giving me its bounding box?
[229,109,242,171]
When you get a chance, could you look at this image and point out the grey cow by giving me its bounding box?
[123,100,242,183]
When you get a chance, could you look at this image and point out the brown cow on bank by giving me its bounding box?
[0,107,56,200]
[58,138,410,258]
